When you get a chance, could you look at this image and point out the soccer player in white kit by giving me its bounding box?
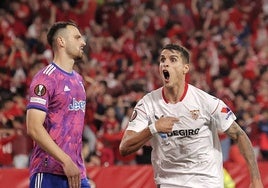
[119,44,263,188]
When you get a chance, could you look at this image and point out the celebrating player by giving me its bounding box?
[119,44,263,188]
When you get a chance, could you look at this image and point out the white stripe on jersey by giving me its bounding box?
[43,64,56,75]
[35,173,43,188]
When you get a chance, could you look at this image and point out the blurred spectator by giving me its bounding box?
[0,127,17,167]
[101,105,120,135]
[74,0,97,31]
[94,93,114,131]
[0,43,9,69]
[100,105,123,164]
[120,101,136,131]
[11,116,32,168]
[82,136,101,167]
[83,125,97,157]
[1,94,24,121]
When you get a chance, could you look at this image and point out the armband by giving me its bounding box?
[148,123,157,135]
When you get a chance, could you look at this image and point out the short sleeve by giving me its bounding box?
[211,99,237,132]
[26,71,54,112]
[126,98,150,132]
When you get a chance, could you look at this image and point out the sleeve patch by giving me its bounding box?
[34,84,46,96]
[130,110,137,122]
[29,97,47,105]
[221,107,230,113]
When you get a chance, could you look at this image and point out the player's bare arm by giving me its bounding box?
[119,129,152,156]
[26,109,81,188]
[119,116,178,156]
[225,121,263,187]
[27,109,73,164]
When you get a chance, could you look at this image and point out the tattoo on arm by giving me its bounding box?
[225,122,245,142]
[225,122,261,180]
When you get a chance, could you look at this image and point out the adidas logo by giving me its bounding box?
[64,85,71,91]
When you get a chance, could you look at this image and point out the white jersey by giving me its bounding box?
[127,84,236,188]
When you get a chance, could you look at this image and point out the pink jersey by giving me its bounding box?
[27,63,87,178]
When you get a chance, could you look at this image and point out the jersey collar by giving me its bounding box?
[162,83,188,104]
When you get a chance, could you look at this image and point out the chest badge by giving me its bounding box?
[190,110,199,120]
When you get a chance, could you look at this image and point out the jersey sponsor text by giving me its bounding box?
[166,128,200,137]
[69,98,86,112]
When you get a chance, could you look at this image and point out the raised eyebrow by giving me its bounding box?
[160,54,179,60]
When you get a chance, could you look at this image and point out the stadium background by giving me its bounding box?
[0,0,268,187]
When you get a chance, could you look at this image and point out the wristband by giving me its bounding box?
[148,123,157,135]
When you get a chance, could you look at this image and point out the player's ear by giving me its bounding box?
[183,64,189,74]
[56,36,65,47]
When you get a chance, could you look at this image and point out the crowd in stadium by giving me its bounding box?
[0,0,267,169]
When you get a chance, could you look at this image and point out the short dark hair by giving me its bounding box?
[47,21,78,47]
[161,44,190,64]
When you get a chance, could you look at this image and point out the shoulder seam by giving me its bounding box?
[211,99,220,115]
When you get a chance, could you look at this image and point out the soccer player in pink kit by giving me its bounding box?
[26,21,90,188]
[119,44,263,188]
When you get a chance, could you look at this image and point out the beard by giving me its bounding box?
[74,49,84,60]
[74,56,85,64]
[74,55,83,61]
[74,51,87,65]
[66,45,85,61]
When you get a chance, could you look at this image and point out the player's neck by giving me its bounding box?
[53,56,74,73]
[163,83,187,104]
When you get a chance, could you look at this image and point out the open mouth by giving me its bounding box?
[163,70,170,80]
